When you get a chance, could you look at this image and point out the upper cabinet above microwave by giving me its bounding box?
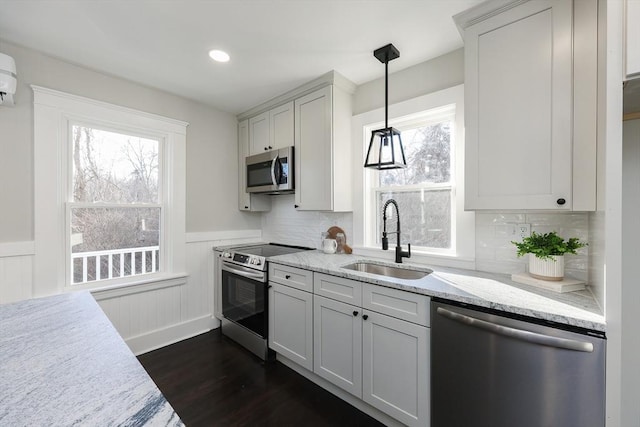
[248,102,294,155]
[455,0,598,211]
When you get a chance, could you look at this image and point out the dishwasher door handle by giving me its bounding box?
[436,307,594,353]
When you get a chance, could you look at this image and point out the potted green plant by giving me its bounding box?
[512,231,587,281]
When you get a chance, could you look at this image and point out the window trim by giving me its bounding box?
[33,85,188,294]
[351,84,475,268]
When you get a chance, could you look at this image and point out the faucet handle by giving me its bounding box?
[407,243,411,258]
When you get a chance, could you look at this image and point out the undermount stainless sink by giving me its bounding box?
[341,262,432,280]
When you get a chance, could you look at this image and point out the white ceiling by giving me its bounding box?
[0,0,483,114]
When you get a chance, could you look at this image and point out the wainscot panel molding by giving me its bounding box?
[93,231,262,355]
[0,241,35,304]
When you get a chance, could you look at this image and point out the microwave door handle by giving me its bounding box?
[270,156,278,186]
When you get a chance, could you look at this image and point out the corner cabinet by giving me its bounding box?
[238,119,270,211]
[294,84,353,211]
[456,0,597,210]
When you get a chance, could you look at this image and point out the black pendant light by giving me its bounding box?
[364,43,407,170]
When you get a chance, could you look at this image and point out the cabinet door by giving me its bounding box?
[313,295,362,398]
[464,0,573,210]
[238,120,251,210]
[362,310,429,427]
[627,0,640,79]
[238,120,270,212]
[268,283,313,370]
[249,111,270,155]
[294,86,333,210]
[270,101,294,150]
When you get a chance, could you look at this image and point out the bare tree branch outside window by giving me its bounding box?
[70,125,161,283]
[375,121,453,249]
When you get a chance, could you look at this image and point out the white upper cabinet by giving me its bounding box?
[627,0,640,79]
[248,102,294,155]
[270,102,295,149]
[294,85,353,211]
[456,0,597,211]
[238,119,270,212]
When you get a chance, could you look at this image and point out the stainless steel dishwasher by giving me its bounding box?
[431,300,605,427]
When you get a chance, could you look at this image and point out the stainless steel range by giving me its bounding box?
[216,243,312,360]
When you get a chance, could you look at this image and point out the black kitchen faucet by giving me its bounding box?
[381,199,411,263]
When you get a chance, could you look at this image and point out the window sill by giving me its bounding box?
[353,246,476,270]
[67,273,188,300]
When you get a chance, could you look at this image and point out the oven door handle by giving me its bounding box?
[221,264,266,281]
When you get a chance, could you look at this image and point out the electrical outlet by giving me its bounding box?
[517,223,531,240]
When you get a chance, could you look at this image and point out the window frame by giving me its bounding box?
[351,85,475,268]
[367,104,457,254]
[65,120,165,286]
[33,86,188,294]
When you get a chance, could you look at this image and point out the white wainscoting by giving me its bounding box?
[93,229,262,355]
[0,241,35,304]
[0,231,262,356]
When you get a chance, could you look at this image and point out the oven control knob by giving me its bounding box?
[254,259,262,265]
[222,252,231,258]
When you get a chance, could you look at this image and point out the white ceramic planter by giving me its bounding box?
[528,255,565,281]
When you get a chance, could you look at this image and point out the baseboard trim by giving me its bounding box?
[276,355,403,427]
[127,315,220,356]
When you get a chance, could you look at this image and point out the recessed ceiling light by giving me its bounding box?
[208,49,230,63]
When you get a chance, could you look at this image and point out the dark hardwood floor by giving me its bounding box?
[138,329,385,427]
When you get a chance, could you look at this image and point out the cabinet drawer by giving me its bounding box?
[362,283,430,326]
[269,263,313,291]
[314,273,362,306]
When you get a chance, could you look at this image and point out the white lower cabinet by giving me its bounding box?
[271,270,430,427]
[313,295,363,398]
[268,282,313,370]
[362,310,430,427]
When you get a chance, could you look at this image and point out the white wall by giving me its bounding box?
[0,38,261,243]
[353,49,464,115]
[621,119,640,425]
[0,39,262,353]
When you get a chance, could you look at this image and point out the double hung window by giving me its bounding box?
[69,124,162,284]
[33,86,187,292]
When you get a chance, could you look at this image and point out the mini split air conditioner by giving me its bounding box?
[0,52,17,107]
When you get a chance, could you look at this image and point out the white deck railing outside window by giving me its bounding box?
[72,246,160,284]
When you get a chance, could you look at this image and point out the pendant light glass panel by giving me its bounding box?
[364,126,407,169]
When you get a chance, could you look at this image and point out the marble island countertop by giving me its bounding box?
[268,250,606,332]
[0,291,183,426]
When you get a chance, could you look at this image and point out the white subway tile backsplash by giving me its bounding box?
[261,201,591,285]
[475,211,590,280]
[261,195,354,250]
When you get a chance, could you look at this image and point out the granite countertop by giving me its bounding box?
[268,250,606,332]
[0,291,183,426]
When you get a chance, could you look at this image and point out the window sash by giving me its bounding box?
[366,109,456,254]
[66,120,166,286]
[373,186,455,252]
[66,203,164,285]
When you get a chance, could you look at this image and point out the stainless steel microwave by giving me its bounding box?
[246,146,294,194]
